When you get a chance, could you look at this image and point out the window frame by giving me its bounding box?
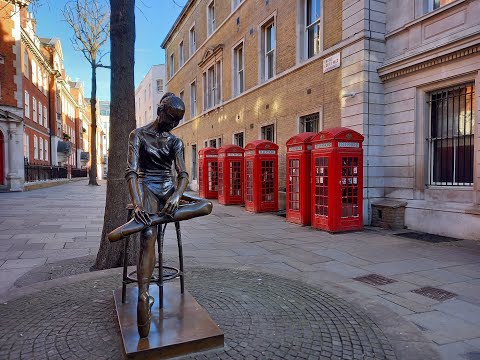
[259,15,276,83]
[39,137,44,161]
[260,123,275,143]
[298,110,322,133]
[32,97,37,122]
[156,79,164,93]
[190,80,197,118]
[33,135,38,160]
[428,0,456,11]
[189,24,196,56]
[24,133,30,162]
[43,105,48,127]
[169,53,175,78]
[24,91,30,118]
[24,50,29,79]
[38,101,43,125]
[233,131,245,148]
[232,40,245,97]
[207,0,216,37]
[179,90,185,123]
[202,60,222,111]
[426,82,475,187]
[179,40,185,67]
[44,139,49,162]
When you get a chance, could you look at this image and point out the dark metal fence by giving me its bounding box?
[24,164,68,182]
[71,168,88,178]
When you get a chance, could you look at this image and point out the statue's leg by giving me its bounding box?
[137,225,157,338]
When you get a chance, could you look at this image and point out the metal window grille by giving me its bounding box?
[300,113,319,133]
[289,159,300,210]
[230,161,242,196]
[427,83,475,186]
[341,157,359,218]
[315,157,328,216]
[261,160,274,202]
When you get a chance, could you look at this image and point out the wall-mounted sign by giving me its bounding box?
[315,142,332,149]
[338,142,360,148]
[288,145,302,152]
[228,153,243,157]
[323,52,341,73]
[205,154,218,158]
[259,150,276,155]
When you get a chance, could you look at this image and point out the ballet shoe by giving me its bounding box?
[137,293,154,338]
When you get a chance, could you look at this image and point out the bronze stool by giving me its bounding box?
[121,204,185,309]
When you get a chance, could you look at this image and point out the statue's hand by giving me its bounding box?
[134,205,152,226]
[163,193,181,216]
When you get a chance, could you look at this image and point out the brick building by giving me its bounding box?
[1,1,93,190]
[163,0,480,240]
[135,64,166,128]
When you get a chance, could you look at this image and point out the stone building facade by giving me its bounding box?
[378,0,480,239]
[135,64,166,128]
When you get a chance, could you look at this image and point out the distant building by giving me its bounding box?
[99,100,110,177]
[135,65,166,128]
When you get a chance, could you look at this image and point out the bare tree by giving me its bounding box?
[94,0,137,269]
[63,0,110,186]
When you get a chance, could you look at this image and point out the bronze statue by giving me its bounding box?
[107,93,212,338]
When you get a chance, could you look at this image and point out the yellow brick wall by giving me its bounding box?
[163,0,343,189]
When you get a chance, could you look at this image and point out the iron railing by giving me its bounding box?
[24,164,68,182]
[71,168,88,178]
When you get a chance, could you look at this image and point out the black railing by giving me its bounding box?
[71,168,88,178]
[24,163,68,182]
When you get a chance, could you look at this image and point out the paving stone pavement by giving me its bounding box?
[1,180,480,359]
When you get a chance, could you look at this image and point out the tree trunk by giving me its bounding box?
[95,0,137,269]
[89,66,99,186]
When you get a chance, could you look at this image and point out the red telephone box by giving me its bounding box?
[218,144,245,205]
[198,147,218,199]
[244,140,279,213]
[286,132,316,225]
[311,127,364,232]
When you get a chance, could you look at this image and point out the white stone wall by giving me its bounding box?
[135,65,166,128]
[342,0,387,223]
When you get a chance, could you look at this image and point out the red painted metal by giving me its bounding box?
[311,127,364,232]
[218,144,245,205]
[198,147,218,199]
[244,140,279,213]
[286,132,316,225]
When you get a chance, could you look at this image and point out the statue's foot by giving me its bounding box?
[137,293,154,338]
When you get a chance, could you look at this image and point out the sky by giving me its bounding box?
[34,0,184,101]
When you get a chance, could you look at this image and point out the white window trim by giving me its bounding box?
[232,131,245,147]
[258,13,277,84]
[202,59,223,111]
[189,22,197,57]
[24,133,30,161]
[39,138,44,161]
[231,0,245,11]
[24,91,30,118]
[179,89,185,123]
[38,101,43,125]
[170,53,175,78]
[232,38,245,98]
[179,40,185,68]
[190,79,197,118]
[43,105,48,127]
[33,135,38,160]
[24,51,29,79]
[44,139,49,161]
[207,0,216,37]
[258,121,277,143]
[298,0,324,62]
[32,97,37,122]
[296,107,323,133]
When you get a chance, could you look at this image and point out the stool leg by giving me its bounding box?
[157,223,166,309]
[175,222,185,294]
[122,209,133,303]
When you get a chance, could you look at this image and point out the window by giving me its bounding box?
[24,91,30,118]
[43,106,48,127]
[38,67,42,90]
[33,135,38,160]
[234,132,244,147]
[31,60,37,85]
[44,139,48,161]
[218,137,222,147]
[43,73,47,95]
[232,0,242,9]
[179,90,185,122]
[32,97,37,122]
[189,26,196,55]
[427,83,475,186]
[261,124,275,142]
[299,112,320,133]
[156,79,164,92]
[23,133,30,161]
[204,140,208,148]
[191,144,198,180]
[38,102,43,124]
[24,50,29,79]
[203,61,222,110]
[207,1,215,36]
[430,0,456,10]
[233,42,245,96]
[262,20,276,81]
[39,138,44,161]
[190,81,197,117]
[144,88,147,102]
[305,0,321,58]
[209,139,217,148]
[179,41,184,67]
[170,53,175,78]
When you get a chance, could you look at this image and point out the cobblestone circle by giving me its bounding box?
[0,268,397,360]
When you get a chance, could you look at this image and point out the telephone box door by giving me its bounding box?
[198,147,218,199]
[218,145,244,205]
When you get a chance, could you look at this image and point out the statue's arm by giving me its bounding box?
[163,138,189,215]
[125,130,151,225]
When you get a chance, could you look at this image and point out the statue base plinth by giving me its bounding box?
[113,283,224,359]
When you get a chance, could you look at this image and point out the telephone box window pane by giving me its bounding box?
[208,161,218,192]
[341,157,359,218]
[315,157,328,216]
[261,160,274,202]
[218,162,224,196]
[289,159,300,210]
[246,160,254,202]
[230,161,242,196]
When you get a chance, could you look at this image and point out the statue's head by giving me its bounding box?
[157,92,185,131]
